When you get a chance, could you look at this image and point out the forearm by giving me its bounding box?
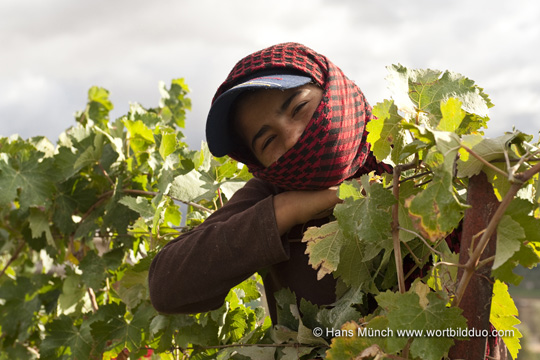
[273,188,341,235]
[148,195,288,314]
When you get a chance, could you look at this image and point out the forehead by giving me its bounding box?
[231,88,288,132]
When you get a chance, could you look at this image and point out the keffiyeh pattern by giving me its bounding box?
[213,42,388,190]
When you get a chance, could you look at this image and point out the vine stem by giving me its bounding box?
[81,189,214,224]
[125,189,214,214]
[0,240,25,278]
[181,343,329,350]
[452,160,540,307]
[461,145,509,178]
[391,160,417,293]
[87,288,99,312]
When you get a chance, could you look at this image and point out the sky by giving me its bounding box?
[1,0,539,150]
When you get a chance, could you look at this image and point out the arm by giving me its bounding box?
[148,178,288,314]
[148,178,342,314]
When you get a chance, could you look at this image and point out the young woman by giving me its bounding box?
[148,42,391,322]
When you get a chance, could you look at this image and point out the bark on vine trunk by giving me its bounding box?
[448,172,507,359]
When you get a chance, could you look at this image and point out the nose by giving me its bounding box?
[282,121,305,151]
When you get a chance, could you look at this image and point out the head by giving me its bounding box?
[231,83,323,168]
[205,42,373,190]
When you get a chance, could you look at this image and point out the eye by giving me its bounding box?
[293,101,308,116]
[262,135,276,150]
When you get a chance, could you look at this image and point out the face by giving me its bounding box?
[233,84,323,168]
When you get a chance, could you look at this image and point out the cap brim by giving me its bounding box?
[206,74,312,157]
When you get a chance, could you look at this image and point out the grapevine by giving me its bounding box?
[0,65,539,360]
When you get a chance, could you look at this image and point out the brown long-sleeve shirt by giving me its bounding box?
[148,177,337,322]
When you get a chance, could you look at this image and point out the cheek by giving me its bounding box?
[262,143,288,168]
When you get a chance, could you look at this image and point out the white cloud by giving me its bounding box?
[0,0,539,145]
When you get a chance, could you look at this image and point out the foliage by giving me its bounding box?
[1,65,539,360]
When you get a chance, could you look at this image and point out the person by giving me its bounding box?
[148,42,391,323]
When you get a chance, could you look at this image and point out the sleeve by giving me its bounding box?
[148,178,290,314]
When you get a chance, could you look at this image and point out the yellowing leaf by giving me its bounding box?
[406,172,466,241]
[437,98,465,132]
[303,222,344,280]
[490,280,522,359]
[367,99,403,161]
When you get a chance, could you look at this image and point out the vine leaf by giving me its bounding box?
[437,98,466,132]
[303,222,344,280]
[326,317,390,360]
[332,177,395,288]
[385,64,492,129]
[367,99,403,162]
[169,170,209,202]
[0,153,55,210]
[457,132,519,177]
[40,315,93,360]
[28,207,54,247]
[90,303,156,355]
[490,280,522,359]
[376,283,467,360]
[406,171,466,241]
[493,215,525,269]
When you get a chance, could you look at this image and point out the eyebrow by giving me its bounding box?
[251,90,304,151]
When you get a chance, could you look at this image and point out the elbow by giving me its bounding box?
[148,259,225,314]
[149,280,224,314]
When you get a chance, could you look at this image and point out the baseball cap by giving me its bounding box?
[206,72,312,157]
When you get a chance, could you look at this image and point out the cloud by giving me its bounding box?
[1,0,539,146]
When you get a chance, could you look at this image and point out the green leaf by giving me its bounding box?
[40,315,93,360]
[333,177,395,288]
[0,153,55,210]
[79,251,107,290]
[73,131,104,170]
[116,269,150,310]
[233,346,275,359]
[220,180,247,200]
[87,86,113,124]
[335,177,395,248]
[386,64,492,128]
[159,78,191,128]
[58,274,86,314]
[490,280,522,359]
[437,97,466,132]
[397,180,421,242]
[0,277,42,342]
[159,127,177,160]
[119,196,155,218]
[90,303,156,354]
[317,287,363,331]
[376,283,467,360]
[494,215,526,269]
[124,119,155,152]
[367,99,403,162]
[28,207,54,247]
[274,288,299,331]
[169,170,208,202]
[457,132,519,178]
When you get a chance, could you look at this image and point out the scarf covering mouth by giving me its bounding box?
[212,42,381,190]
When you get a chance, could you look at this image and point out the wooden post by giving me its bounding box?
[448,172,507,359]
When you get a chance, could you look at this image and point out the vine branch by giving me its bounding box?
[0,240,25,278]
[461,145,509,178]
[391,160,418,293]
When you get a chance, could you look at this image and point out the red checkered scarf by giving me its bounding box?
[213,42,385,190]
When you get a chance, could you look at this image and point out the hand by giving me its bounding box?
[273,187,342,235]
